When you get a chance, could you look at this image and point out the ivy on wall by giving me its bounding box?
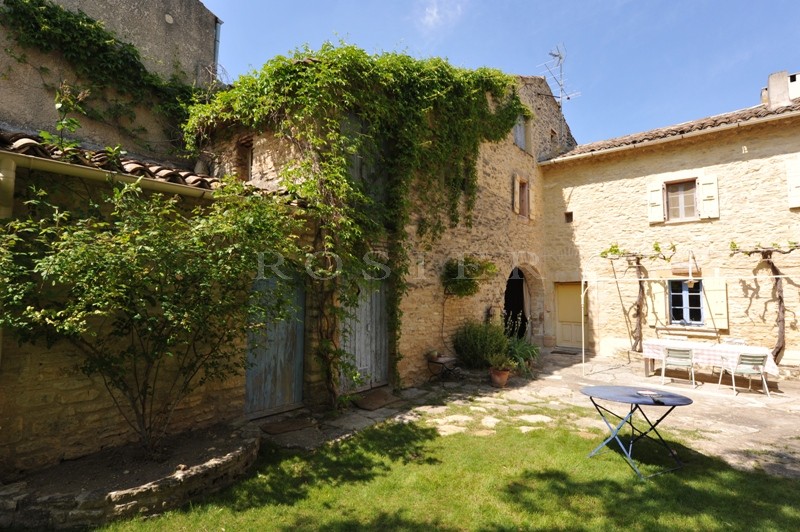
[0,0,196,150]
[185,43,529,400]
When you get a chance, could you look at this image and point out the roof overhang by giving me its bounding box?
[0,149,214,198]
[540,108,800,167]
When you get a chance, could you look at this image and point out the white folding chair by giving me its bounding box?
[661,348,696,388]
[718,353,771,397]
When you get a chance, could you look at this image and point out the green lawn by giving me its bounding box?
[102,402,800,531]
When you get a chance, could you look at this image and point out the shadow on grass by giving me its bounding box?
[203,421,440,510]
[502,441,800,530]
[283,509,462,532]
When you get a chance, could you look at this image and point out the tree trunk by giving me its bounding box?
[631,258,645,353]
[768,258,786,364]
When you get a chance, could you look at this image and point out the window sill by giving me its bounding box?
[663,217,701,225]
[654,326,722,338]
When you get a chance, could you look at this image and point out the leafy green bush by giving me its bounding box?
[441,256,497,297]
[0,179,301,453]
[452,320,508,369]
[484,350,516,371]
[508,336,539,377]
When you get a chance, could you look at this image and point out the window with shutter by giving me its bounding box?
[665,180,697,221]
[513,116,527,152]
[702,277,729,330]
[647,181,665,223]
[697,174,719,219]
[512,174,531,218]
[668,279,703,325]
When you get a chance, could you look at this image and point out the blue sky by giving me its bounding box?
[199,0,800,144]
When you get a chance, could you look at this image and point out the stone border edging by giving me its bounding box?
[0,436,260,530]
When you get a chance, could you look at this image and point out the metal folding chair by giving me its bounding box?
[718,353,771,397]
[661,348,695,388]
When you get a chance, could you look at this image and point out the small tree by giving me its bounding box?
[0,179,301,453]
[600,242,675,352]
[730,242,798,364]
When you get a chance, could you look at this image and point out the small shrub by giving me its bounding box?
[508,336,539,377]
[452,320,508,369]
[484,350,516,371]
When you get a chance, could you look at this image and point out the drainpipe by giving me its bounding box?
[0,156,14,367]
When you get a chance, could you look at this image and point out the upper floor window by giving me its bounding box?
[513,115,529,153]
[513,174,532,219]
[668,279,703,326]
[235,136,253,181]
[666,180,697,221]
[647,171,718,223]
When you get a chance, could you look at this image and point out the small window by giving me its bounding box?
[564,211,573,223]
[666,180,697,221]
[668,279,703,325]
[518,181,529,217]
[235,137,253,181]
[513,174,532,218]
[513,116,527,151]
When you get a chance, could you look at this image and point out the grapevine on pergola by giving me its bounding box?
[729,241,799,363]
[600,242,675,352]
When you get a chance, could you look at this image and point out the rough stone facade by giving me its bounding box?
[397,77,576,385]
[202,76,578,391]
[0,0,217,162]
[539,112,800,365]
[0,172,245,479]
[52,0,219,84]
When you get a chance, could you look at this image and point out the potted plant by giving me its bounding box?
[452,320,508,369]
[507,335,540,378]
[485,351,517,388]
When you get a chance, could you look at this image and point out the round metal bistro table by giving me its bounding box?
[580,385,693,479]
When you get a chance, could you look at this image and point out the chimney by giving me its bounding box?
[762,71,794,110]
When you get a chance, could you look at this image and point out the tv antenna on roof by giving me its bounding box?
[540,44,581,108]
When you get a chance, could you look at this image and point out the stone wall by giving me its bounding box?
[53,0,219,84]
[397,140,543,385]
[0,172,247,478]
[516,76,577,160]
[0,0,218,162]
[539,116,800,365]
[0,330,246,478]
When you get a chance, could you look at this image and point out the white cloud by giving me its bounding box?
[416,0,466,33]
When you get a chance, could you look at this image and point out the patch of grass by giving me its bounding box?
[101,415,800,531]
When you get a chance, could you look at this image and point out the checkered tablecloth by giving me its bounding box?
[642,339,779,376]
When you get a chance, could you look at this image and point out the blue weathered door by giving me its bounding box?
[340,283,389,392]
[245,280,305,419]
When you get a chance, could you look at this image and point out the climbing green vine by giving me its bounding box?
[0,0,196,148]
[185,43,528,401]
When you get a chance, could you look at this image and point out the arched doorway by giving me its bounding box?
[504,267,527,338]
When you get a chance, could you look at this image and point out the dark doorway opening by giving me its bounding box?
[504,268,527,338]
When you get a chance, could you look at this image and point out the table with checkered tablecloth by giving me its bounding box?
[642,339,779,377]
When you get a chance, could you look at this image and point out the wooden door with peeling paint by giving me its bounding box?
[340,283,389,393]
[245,280,305,419]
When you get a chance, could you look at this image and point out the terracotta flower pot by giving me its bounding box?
[489,367,510,388]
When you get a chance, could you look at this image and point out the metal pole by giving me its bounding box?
[581,279,586,376]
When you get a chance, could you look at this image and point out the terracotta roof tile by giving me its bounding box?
[0,130,220,190]
[550,99,800,161]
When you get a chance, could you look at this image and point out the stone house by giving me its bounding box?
[538,70,800,367]
[4,0,800,483]
[205,74,576,397]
